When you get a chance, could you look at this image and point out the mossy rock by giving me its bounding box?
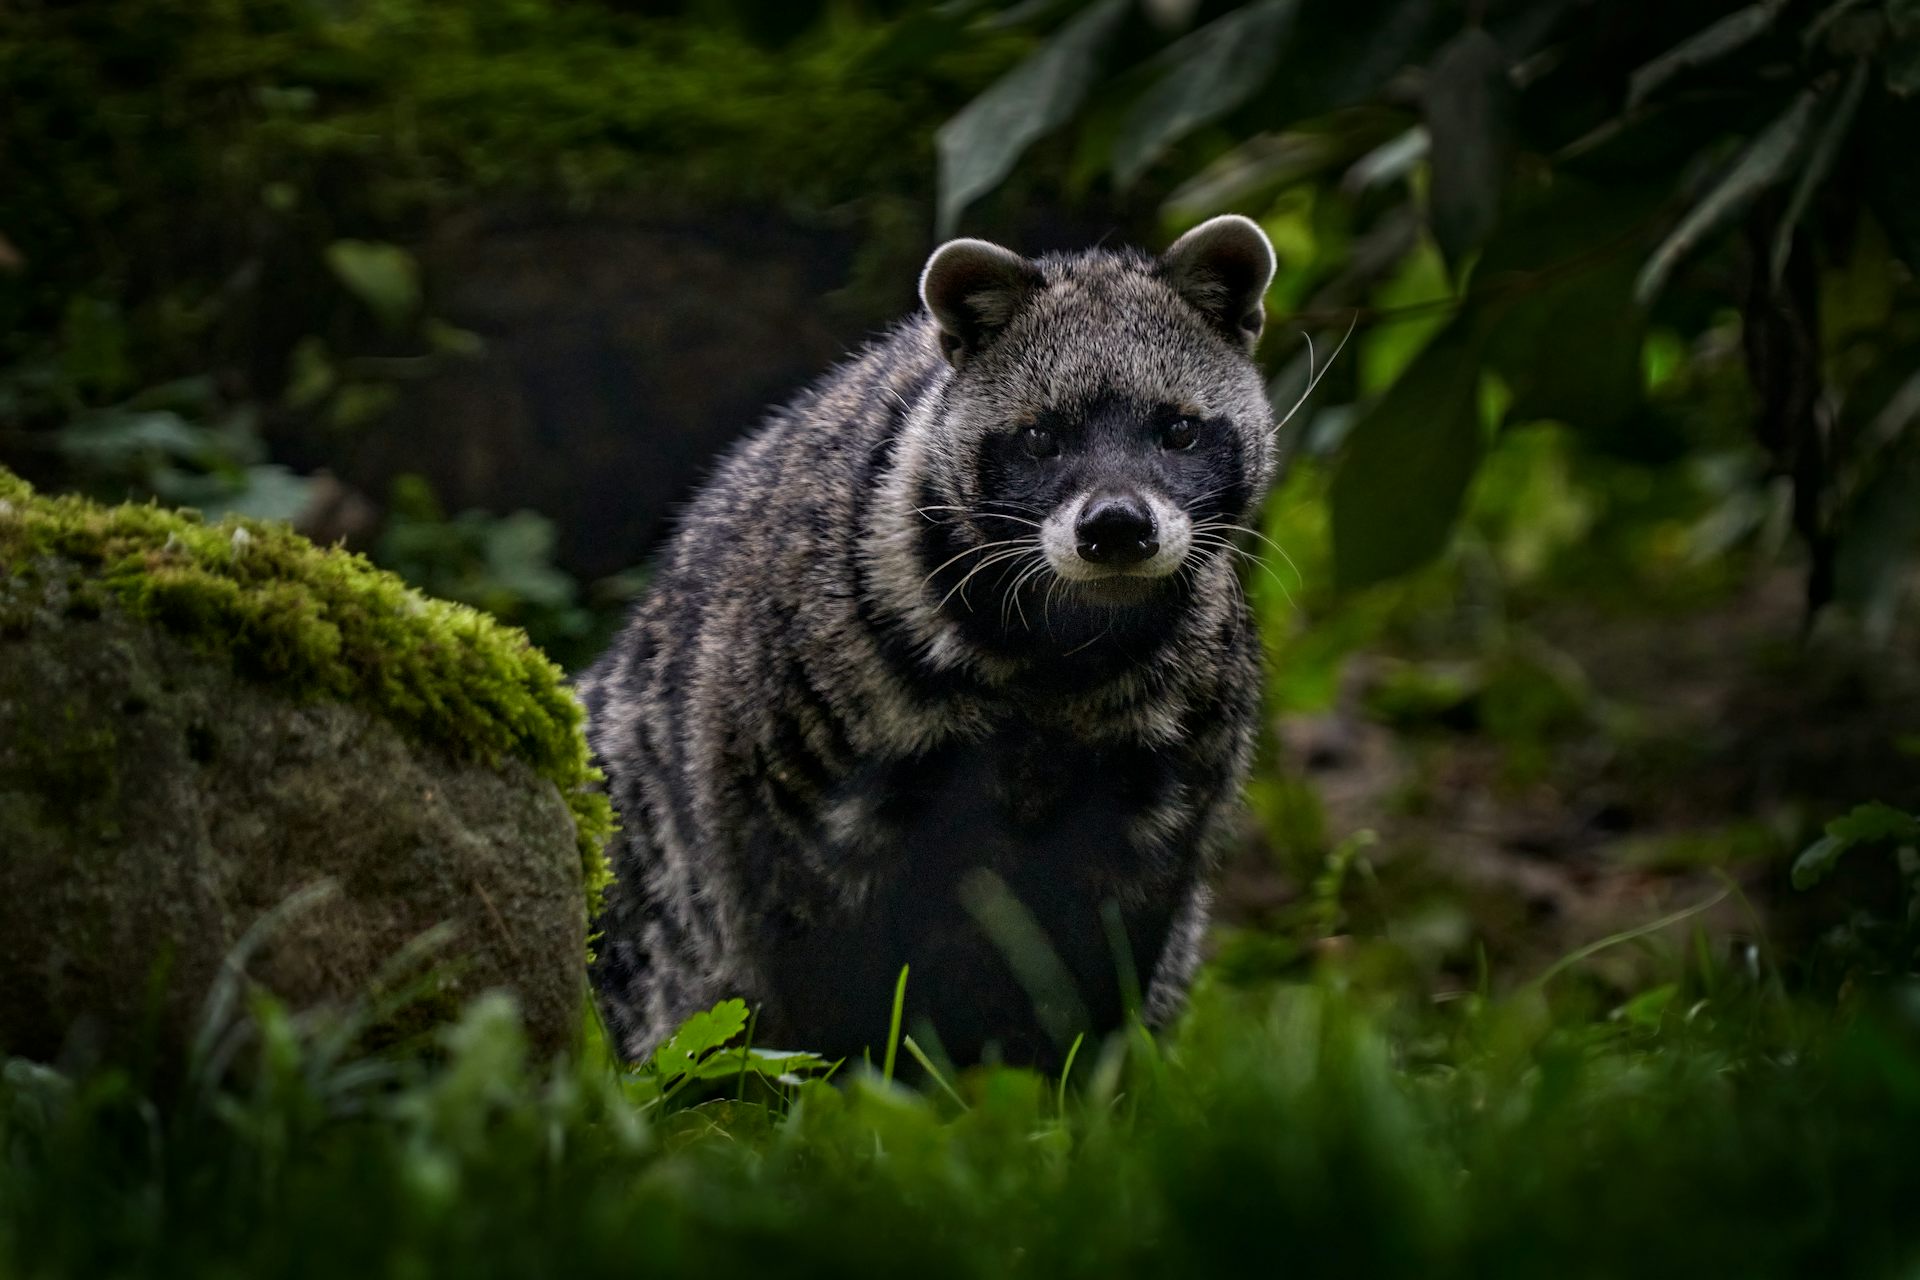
[0,470,612,1063]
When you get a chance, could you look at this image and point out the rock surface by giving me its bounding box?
[0,471,608,1064]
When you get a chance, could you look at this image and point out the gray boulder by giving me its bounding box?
[0,470,610,1064]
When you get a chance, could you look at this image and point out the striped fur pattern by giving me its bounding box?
[580,216,1279,1066]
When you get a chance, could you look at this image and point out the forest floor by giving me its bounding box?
[1220,563,1920,993]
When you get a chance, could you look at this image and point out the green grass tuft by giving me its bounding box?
[3,974,1918,1277]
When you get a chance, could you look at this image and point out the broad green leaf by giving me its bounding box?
[1480,181,1660,431]
[1358,233,1451,395]
[191,464,317,525]
[483,511,578,609]
[55,409,212,466]
[1617,983,1679,1027]
[1111,0,1296,186]
[1626,3,1782,110]
[1330,321,1487,590]
[1792,803,1920,890]
[649,998,750,1081]
[1635,89,1820,304]
[325,239,421,330]
[1423,28,1514,272]
[935,0,1127,236]
[1489,264,1643,431]
[1770,63,1867,284]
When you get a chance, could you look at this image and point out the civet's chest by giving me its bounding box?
[747,720,1207,1064]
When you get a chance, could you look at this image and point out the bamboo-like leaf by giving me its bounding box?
[1162,131,1348,221]
[1423,27,1515,271]
[1771,63,1868,285]
[1634,90,1820,304]
[1626,2,1782,110]
[1111,0,1296,186]
[935,0,1127,236]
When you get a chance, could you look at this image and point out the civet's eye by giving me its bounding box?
[1161,418,1199,451]
[1022,425,1058,459]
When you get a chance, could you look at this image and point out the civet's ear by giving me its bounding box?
[1158,214,1277,352]
[919,238,1044,367]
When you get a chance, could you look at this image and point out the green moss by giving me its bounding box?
[0,468,612,907]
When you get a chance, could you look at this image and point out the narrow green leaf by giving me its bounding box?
[1635,90,1820,304]
[1423,27,1515,271]
[1162,131,1351,223]
[1111,0,1296,187]
[1345,128,1429,195]
[1770,62,1867,285]
[1793,837,1861,891]
[882,964,908,1084]
[1330,322,1487,591]
[935,0,1127,236]
[1626,3,1781,110]
[1617,983,1679,1028]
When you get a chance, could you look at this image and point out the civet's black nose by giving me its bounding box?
[1075,493,1159,566]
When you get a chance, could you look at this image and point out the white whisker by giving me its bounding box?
[1268,312,1358,442]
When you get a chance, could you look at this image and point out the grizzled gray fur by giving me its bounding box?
[580,216,1280,1067]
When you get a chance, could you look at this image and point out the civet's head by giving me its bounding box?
[913,216,1277,651]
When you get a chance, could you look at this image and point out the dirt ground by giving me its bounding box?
[1215,567,1920,993]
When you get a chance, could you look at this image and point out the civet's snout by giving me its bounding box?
[1074,493,1158,567]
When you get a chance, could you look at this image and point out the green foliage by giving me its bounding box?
[325,241,423,333]
[1795,802,1920,889]
[944,0,1920,618]
[936,0,1126,236]
[1329,320,1486,589]
[1794,802,1920,974]
[5,971,1920,1277]
[0,468,611,905]
[375,475,595,658]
